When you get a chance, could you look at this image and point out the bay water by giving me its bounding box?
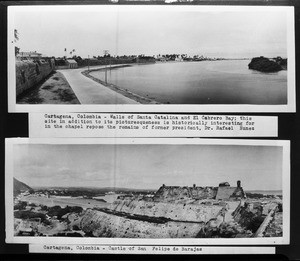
[90,60,287,104]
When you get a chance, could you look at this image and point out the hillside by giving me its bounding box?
[14,178,33,196]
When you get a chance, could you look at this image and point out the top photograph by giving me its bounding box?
[8,5,295,113]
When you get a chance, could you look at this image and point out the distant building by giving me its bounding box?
[215,180,245,200]
[17,51,43,59]
[175,56,183,62]
[156,55,167,62]
[154,180,246,202]
[66,59,78,69]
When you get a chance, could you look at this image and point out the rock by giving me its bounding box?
[248,56,283,73]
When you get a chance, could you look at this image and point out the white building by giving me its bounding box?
[66,59,78,69]
[17,51,42,59]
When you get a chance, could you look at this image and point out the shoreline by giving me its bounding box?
[81,64,160,104]
[81,59,286,105]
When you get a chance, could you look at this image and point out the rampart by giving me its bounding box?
[16,58,55,96]
[72,209,204,238]
[153,181,245,202]
[109,199,223,222]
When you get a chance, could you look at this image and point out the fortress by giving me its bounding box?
[153,180,246,202]
[14,178,282,238]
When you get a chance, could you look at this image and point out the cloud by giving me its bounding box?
[58,167,70,172]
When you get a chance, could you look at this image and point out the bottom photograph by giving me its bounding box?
[5,138,290,245]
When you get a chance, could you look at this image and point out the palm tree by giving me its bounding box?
[14,29,19,56]
[14,29,19,42]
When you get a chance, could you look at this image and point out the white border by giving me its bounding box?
[5,138,290,245]
[28,245,276,254]
[8,5,296,113]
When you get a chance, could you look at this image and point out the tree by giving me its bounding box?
[14,29,19,41]
[14,29,19,56]
[15,46,20,56]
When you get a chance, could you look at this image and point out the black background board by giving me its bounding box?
[0,0,299,260]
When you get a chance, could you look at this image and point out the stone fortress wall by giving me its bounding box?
[153,181,246,202]
[73,209,204,238]
[109,199,223,223]
[16,58,55,96]
[104,181,246,226]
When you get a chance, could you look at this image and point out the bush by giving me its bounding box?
[55,59,66,66]
[248,57,283,73]
[73,225,80,231]
[41,205,48,211]
[47,205,83,219]
[14,210,47,221]
[47,206,62,217]
[14,201,27,210]
[42,219,51,226]
[53,232,83,237]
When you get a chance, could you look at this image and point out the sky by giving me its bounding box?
[12,6,288,58]
[13,143,283,191]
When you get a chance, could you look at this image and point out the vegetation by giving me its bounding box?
[53,52,223,68]
[17,71,80,104]
[246,192,282,199]
[34,189,105,198]
[14,29,20,56]
[14,201,28,210]
[248,56,286,72]
[53,232,83,237]
[45,205,83,219]
[197,221,251,238]
[14,210,47,221]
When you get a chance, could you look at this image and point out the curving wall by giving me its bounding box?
[16,59,55,96]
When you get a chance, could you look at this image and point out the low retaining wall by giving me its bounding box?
[16,59,55,96]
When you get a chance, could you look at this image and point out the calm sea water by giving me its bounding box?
[246,190,283,196]
[90,60,287,104]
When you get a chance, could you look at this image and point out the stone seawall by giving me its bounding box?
[73,209,204,238]
[16,59,55,96]
[109,199,223,222]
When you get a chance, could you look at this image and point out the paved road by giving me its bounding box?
[58,66,138,104]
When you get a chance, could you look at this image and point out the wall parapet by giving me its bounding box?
[153,181,245,202]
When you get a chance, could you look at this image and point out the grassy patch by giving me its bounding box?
[17,71,80,104]
[24,95,44,104]
[42,85,53,90]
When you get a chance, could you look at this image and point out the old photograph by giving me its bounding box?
[8,5,295,112]
[5,138,289,245]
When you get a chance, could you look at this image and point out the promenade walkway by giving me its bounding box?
[58,65,138,104]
